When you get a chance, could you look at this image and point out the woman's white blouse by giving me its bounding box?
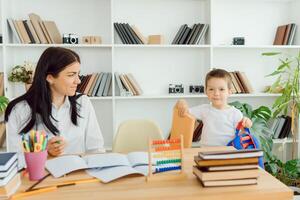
[7,95,104,168]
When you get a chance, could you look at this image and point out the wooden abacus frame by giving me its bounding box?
[146,135,187,182]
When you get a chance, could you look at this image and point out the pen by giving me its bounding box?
[11,186,57,199]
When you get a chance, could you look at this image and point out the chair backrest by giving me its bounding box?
[170,108,195,148]
[112,119,164,153]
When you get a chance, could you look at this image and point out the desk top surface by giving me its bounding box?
[17,147,293,200]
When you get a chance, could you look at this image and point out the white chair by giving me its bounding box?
[112,119,164,153]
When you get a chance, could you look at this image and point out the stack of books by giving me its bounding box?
[273,23,297,45]
[229,71,254,94]
[193,149,263,187]
[115,72,143,96]
[114,22,146,44]
[7,13,61,44]
[0,152,20,199]
[172,23,209,45]
[77,72,112,97]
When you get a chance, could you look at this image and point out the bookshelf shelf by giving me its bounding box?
[89,97,113,100]
[213,45,300,49]
[1,0,299,158]
[114,44,211,49]
[5,44,113,48]
[114,93,280,100]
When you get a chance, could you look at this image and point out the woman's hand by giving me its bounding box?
[241,117,253,128]
[47,136,66,157]
[175,100,189,117]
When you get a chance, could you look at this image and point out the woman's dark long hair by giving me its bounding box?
[5,47,82,135]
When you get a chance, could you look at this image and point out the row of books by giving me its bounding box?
[269,115,291,139]
[114,23,146,44]
[172,23,209,45]
[77,72,112,97]
[7,13,61,44]
[273,23,297,45]
[115,72,143,96]
[0,153,20,199]
[193,149,262,187]
[229,71,254,94]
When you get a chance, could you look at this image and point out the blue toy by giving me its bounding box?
[227,121,264,168]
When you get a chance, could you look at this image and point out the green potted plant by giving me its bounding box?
[262,51,300,159]
[230,101,300,188]
[8,61,35,91]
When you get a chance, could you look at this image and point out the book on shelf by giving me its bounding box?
[22,20,35,43]
[114,72,131,96]
[45,152,153,183]
[273,23,297,45]
[7,19,22,43]
[271,116,291,139]
[15,20,31,44]
[131,25,147,44]
[43,21,62,44]
[114,22,144,44]
[172,23,209,45]
[25,20,40,44]
[29,13,48,44]
[198,149,263,160]
[229,71,253,94]
[8,13,62,44]
[114,72,142,96]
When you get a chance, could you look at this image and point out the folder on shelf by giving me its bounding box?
[170,107,195,148]
[131,25,147,44]
[87,73,99,96]
[273,25,287,45]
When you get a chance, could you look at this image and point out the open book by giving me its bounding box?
[46,152,154,183]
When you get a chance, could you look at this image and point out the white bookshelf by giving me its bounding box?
[0,0,299,157]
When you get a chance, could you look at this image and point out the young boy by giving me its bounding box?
[176,68,252,146]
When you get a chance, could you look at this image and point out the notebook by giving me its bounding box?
[198,149,263,160]
[0,153,17,172]
[46,152,155,181]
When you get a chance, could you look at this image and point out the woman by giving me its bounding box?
[5,47,104,167]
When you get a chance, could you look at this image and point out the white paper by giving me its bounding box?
[45,155,88,178]
[83,153,130,168]
[86,166,144,183]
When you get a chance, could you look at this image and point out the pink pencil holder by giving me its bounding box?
[24,150,48,181]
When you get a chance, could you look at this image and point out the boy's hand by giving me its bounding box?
[47,136,66,157]
[241,117,252,128]
[175,100,189,117]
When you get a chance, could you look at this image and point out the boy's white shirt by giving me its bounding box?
[189,104,242,146]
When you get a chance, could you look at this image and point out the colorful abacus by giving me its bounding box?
[147,135,186,181]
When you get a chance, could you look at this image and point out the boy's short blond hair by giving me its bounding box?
[205,69,232,89]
